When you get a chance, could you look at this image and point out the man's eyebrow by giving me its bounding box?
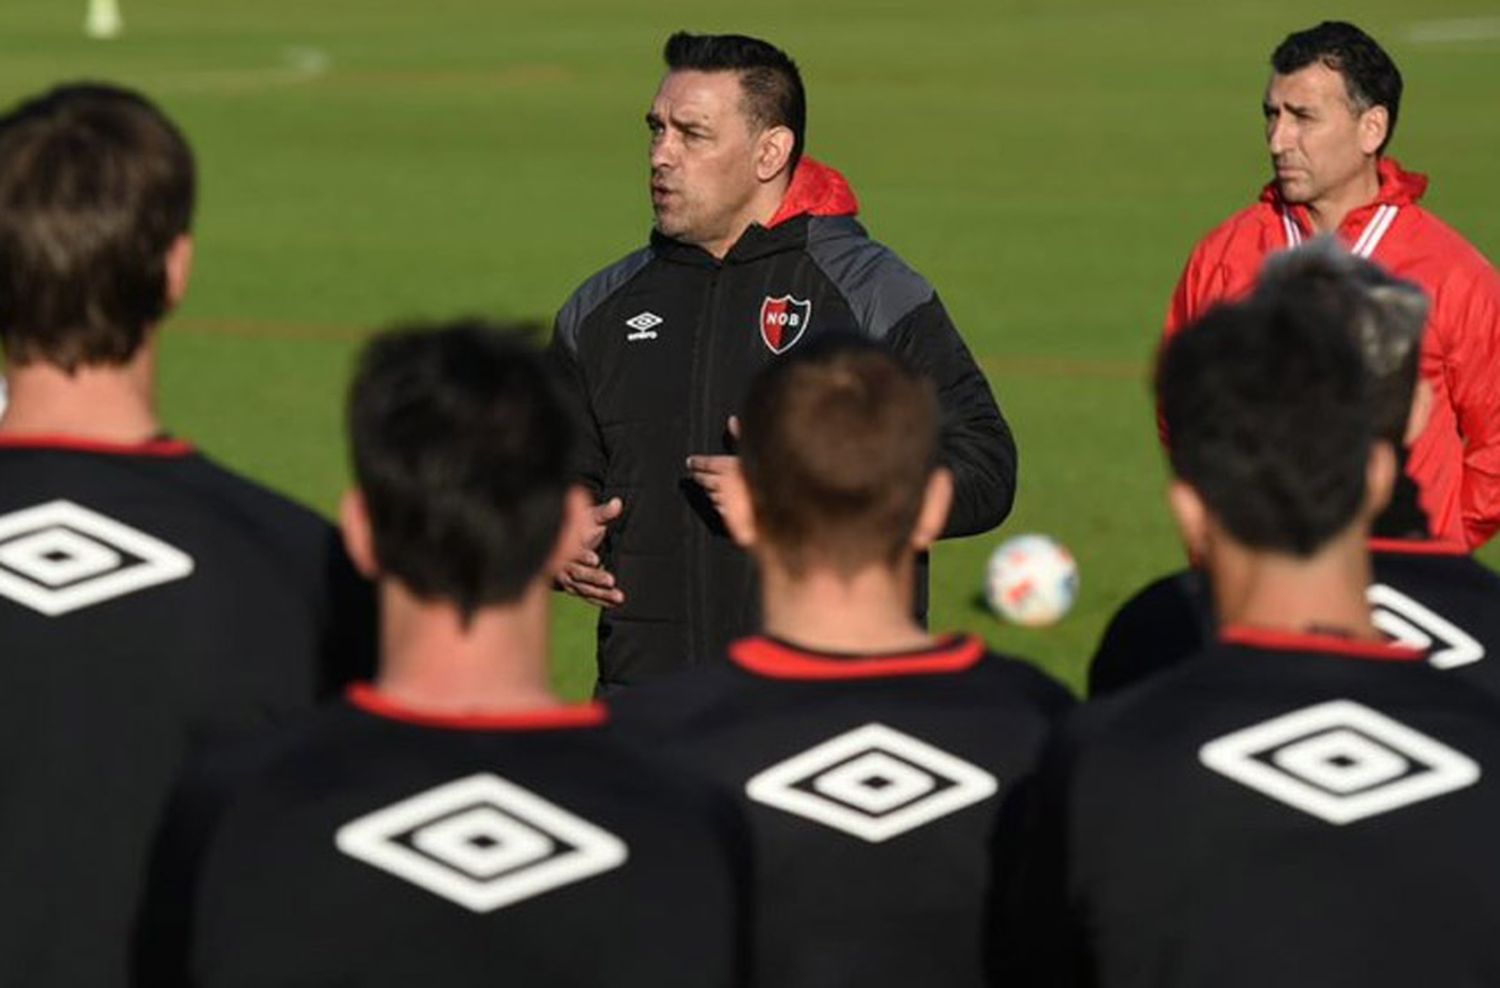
[1262,98,1314,115]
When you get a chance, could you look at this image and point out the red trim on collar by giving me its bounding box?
[766,157,860,228]
[347,684,608,730]
[0,434,195,457]
[730,634,985,680]
[1221,625,1423,662]
[1368,537,1469,557]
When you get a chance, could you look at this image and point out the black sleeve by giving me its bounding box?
[547,325,607,496]
[886,294,1017,537]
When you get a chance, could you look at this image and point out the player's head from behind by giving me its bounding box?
[1254,238,1428,448]
[1265,22,1401,208]
[649,32,805,256]
[342,321,587,625]
[726,334,950,582]
[1157,297,1393,566]
[1253,238,1432,539]
[0,83,195,372]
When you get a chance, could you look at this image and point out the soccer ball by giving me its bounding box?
[985,534,1079,627]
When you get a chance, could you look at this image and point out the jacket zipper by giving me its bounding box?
[686,262,723,666]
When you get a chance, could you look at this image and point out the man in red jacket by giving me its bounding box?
[1164,20,1500,547]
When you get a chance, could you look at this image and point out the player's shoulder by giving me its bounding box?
[1089,568,1213,697]
[169,448,333,541]
[192,701,364,793]
[168,701,357,846]
[554,245,659,351]
[967,648,1077,715]
[804,215,937,339]
[607,661,747,740]
[0,437,333,554]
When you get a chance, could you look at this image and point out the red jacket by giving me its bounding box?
[1164,158,1500,547]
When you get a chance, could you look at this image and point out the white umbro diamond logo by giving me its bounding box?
[624,311,663,341]
[745,722,998,843]
[1199,700,1480,825]
[336,773,628,913]
[1369,583,1485,670]
[0,500,194,616]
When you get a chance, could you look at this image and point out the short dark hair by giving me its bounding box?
[0,83,195,371]
[1254,238,1428,446]
[349,321,574,620]
[1157,299,1376,557]
[740,335,939,576]
[664,31,807,172]
[1271,21,1403,154]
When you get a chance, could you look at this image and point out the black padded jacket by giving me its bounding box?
[550,159,1017,690]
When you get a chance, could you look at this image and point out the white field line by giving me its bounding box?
[1406,17,1500,44]
[154,46,331,94]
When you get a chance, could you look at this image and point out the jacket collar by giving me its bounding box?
[652,158,860,267]
[766,157,859,227]
[730,633,985,680]
[1261,157,1428,241]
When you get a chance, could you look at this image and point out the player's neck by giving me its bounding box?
[0,346,160,442]
[702,176,793,259]
[374,577,563,715]
[1208,525,1380,642]
[1306,162,1382,235]
[758,553,933,655]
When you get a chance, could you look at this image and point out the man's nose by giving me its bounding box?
[651,133,677,169]
[1267,116,1293,155]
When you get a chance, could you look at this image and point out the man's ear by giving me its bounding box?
[1167,480,1209,562]
[1358,104,1389,157]
[339,489,379,579]
[1365,440,1397,520]
[1404,378,1434,447]
[545,485,594,578]
[754,125,795,183]
[164,233,195,311]
[911,468,954,552]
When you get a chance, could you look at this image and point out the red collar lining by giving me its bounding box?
[730,634,985,680]
[347,684,608,731]
[765,157,860,228]
[0,433,195,457]
[1221,625,1423,662]
[1368,537,1469,557]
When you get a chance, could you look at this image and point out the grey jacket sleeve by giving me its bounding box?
[548,248,654,497]
[886,294,1017,537]
[546,325,606,497]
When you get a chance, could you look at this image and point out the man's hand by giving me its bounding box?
[687,416,748,527]
[686,454,747,523]
[557,496,625,608]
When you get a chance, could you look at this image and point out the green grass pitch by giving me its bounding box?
[3,0,1497,698]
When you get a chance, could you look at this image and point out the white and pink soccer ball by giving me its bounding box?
[985,534,1079,627]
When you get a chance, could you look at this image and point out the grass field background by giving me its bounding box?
[2,0,1497,697]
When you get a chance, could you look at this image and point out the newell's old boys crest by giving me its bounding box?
[759,295,812,354]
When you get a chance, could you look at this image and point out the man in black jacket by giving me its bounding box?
[551,31,1016,690]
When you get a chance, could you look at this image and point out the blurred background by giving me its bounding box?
[5,0,1496,695]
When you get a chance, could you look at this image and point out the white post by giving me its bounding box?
[84,0,123,39]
